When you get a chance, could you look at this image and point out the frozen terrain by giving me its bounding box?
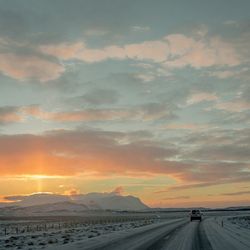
[1,192,149,213]
[0,211,250,249]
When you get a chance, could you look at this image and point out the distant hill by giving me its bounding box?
[74,193,148,210]
[5,193,70,207]
[0,192,149,215]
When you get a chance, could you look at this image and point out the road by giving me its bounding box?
[145,220,212,250]
[50,216,250,250]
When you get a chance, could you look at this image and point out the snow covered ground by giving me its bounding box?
[0,217,164,249]
[0,211,250,249]
[228,215,250,229]
[204,215,250,250]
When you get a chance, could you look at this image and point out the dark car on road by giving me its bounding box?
[190,209,202,221]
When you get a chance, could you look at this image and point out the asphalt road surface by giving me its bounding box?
[145,220,212,250]
[50,216,250,250]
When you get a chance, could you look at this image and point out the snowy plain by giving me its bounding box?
[0,211,249,250]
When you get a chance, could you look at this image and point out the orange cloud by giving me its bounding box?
[0,130,185,178]
[64,188,80,196]
[112,186,125,195]
[0,128,249,205]
[0,129,249,190]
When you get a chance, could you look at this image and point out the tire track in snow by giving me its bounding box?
[204,217,250,250]
[196,219,213,250]
[144,221,188,250]
[146,219,213,250]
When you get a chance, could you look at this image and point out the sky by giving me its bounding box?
[0,0,250,208]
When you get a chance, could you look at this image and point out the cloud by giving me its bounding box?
[157,174,250,193]
[182,128,250,146]
[0,127,249,190]
[69,88,120,106]
[22,106,127,122]
[163,196,190,200]
[135,73,155,82]
[207,67,249,79]
[11,105,126,122]
[39,33,242,70]
[131,26,150,32]
[17,103,175,123]
[241,85,250,102]
[0,106,22,124]
[1,105,119,124]
[0,53,65,82]
[165,36,241,69]
[40,42,85,61]
[64,188,80,196]
[186,92,218,105]
[112,186,124,195]
[181,128,250,162]
[84,28,110,37]
[0,129,182,177]
[163,123,210,131]
[221,191,250,196]
[137,103,176,121]
[39,109,131,122]
[187,144,250,162]
[165,34,198,56]
[0,30,244,83]
[223,20,238,26]
[210,70,236,79]
[4,193,70,206]
[214,100,250,112]
[157,127,250,188]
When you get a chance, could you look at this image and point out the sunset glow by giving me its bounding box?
[0,0,250,208]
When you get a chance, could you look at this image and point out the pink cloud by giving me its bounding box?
[20,104,173,122]
[0,32,243,82]
[164,36,241,69]
[165,34,197,56]
[0,53,64,82]
[40,42,84,60]
[21,107,131,122]
[215,100,250,112]
[209,67,249,79]
[186,92,218,105]
[0,106,23,124]
[40,34,241,70]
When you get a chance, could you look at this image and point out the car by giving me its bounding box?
[190,209,202,221]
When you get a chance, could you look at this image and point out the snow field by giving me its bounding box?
[0,218,163,249]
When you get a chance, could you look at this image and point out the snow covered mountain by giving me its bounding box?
[73,192,148,210]
[0,191,149,215]
[5,193,70,207]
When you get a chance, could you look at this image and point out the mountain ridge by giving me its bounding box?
[0,192,149,215]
